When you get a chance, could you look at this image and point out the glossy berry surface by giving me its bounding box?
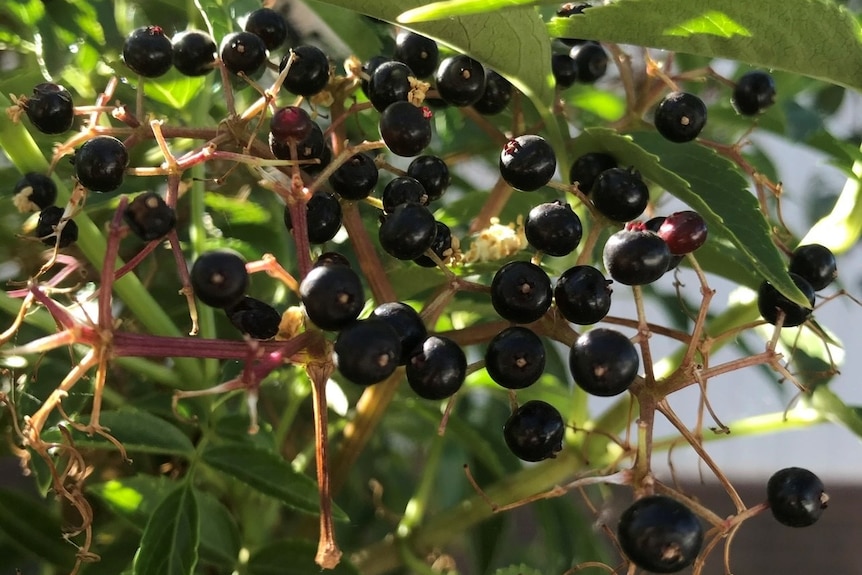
[328,153,379,200]
[280,45,330,97]
[360,55,391,98]
[788,243,837,291]
[503,400,565,462]
[335,319,401,386]
[413,221,452,268]
[617,496,703,573]
[658,210,708,255]
[732,70,776,116]
[35,206,78,248]
[244,8,288,51]
[569,152,616,194]
[367,61,413,112]
[524,200,582,256]
[270,106,313,144]
[379,101,432,157]
[435,55,486,106]
[603,228,672,285]
[123,26,173,77]
[74,136,129,193]
[552,54,578,89]
[284,191,342,244]
[767,467,828,527]
[225,296,281,340]
[406,336,467,400]
[757,273,815,327]
[220,32,267,76]
[407,155,450,201]
[569,328,638,396]
[299,263,364,331]
[499,135,557,192]
[171,30,217,76]
[24,83,74,134]
[395,31,438,78]
[314,252,351,268]
[370,302,427,364]
[645,217,683,272]
[190,249,249,309]
[591,167,649,222]
[485,327,546,389]
[569,42,608,83]
[554,265,612,325]
[378,202,437,260]
[382,176,428,213]
[472,70,513,115]
[13,173,57,212]
[124,192,176,241]
[490,260,553,324]
[654,91,707,143]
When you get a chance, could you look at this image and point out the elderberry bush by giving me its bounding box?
[0,2,860,575]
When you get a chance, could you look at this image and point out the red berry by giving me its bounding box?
[657,210,708,255]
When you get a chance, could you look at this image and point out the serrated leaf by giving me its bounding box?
[570,128,810,307]
[201,443,348,521]
[0,488,76,569]
[133,483,199,575]
[548,0,862,91]
[41,409,195,456]
[493,565,544,575]
[247,539,360,575]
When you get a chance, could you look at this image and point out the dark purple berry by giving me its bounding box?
[379,202,437,260]
[569,328,638,396]
[767,467,828,527]
[299,263,364,331]
[328,153,378,200]
[244,8,288,51]
[406,336,467,400]
[569,152,616,194]
[654,91,707,143]
[657,210,708,255]
[485,327,546,389]
[435,55,486,107]
[279,45,330,97]
[370,302,427,364]
[171,30,217,76]
[757,273,815,327]
[284,191,342,244]
[503,400,565,462]
[645,217,683,272]
[23,83,74,134]
[13,173,57,212]
[499,135,557,192]
[335,319,401,386]
[603,228,672,285]
[382,176,428,212]
[270,106,313,144]
[74,135,129,193]
[360,55,391,99]
[379,101,432,157]
[407,155,450,201]
[314,251,350,268]
[124,192,176,241]
[554,265,612,325]
[35,206,78,248]
[732,70,776,116]
[552,54,578,89]
[220,32,267,76]
[367,61,413,112]
[591,167,649,222]
[190,249,249,309]
[490,260,553,324]
[788,244,837,291]
[524,200,582,256]
[394,31,438,78]
[618,496,703,573]
[413,221,453,268]
[123,26,173,78]
[569,42,607,83]
[472,70,513,115]
[225,296,281,340]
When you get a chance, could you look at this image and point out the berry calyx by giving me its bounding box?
[123,26,173,78]
[524,200,583,256]
[435,55,486,107]
[788,244,837,291]
[171,30,217,76]
[299,263,364,331]
[13,172,57,212]
[490,260,553,324]
[334,319,401,386]
[591,167,649,222]
[74,136,129,193]
[244,8,288,51]
[654,91,707,143]
[569,327,639,396]
[732,70,776,116]
[124,192,176,241]
[190,249,249,309]
[220,32,267,76]
[35,206,78,248]
[225,296,281,340]
[767,467,828,527]
[603,228,672,285]
[23,83,75,134]
[617,495,703,573]
[499,135,557,192]
[485,326,546,389]
[554,265,613,325]
[379,101,432,157]
[406,336,467,400]
[757,273,815,327]
[503,400,565,462]
[657,210,708,255]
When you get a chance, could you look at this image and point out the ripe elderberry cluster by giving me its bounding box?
[0,2,846,574]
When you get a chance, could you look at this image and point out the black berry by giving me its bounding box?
[171,30,217,76]
[406,336,467,400]
[335,319,401,386]
[569,328,638,396]
[220,32,267,76]
[367,60,413,112]
[190,249,249,309]
[123,26,173,78]
[569,42,608,83]
[554,265,613,325]
[472,70,513,115]
[299,263,365,331]
[225,296,281,340]
[124,192,176,241]
[360,55,391,99]
[413,220,453,268]
[394,31,438,78]
[552,54,578,89]
[591,167,649,222]
[524,200,582,256]
[35,206,78,248]
[485,326,546,389]
[603,227,672,285]
[569,152,616,194]
[499,135,557,192]
[23,83,74,134]
[757,273,815,327]
[280,45,330,97]
[657,210,708,255]
[370,302,427,364]
[788,244,837,291]
[490,260,553,324]
[503,400,565,462]
[74,135,129,193]
[617,496,703,573]
[244,8,288,51]
[767,467,828,528]
[270,106,313,144]
[654,91,707,143]
[314,252,351,268]
[284,191,342,244]
[435,55,486,107]
[328,153,379,200]
[378,202,437,260]
[379,101,432,157]
[732,70,776,116]
[13,173,57,212]
[382,176,428,213]
[407,155,450,201]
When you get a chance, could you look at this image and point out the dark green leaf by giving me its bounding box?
[0,488,76,569]
[247,539,360,575]
[133,483,199,575]
[201,443,348,521]
[305,0,385,58]
[548,0,862,90]
[195,489,241,568]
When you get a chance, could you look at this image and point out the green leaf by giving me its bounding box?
[0,488,76,568]
[145,73,207,111]
[570,128,810,307]
[305,0,384,58]
[133,483,199,575]
[201,443,348,521]
[493,565,544,575]
[548,0,862,90]
[41,409,195,456]
[809,387,862,440]
[194,489,241,568]
[205,192,272,225]
[247,539,360,575]
[801,142,862,253]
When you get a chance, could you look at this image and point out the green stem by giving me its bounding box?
[396,428,447,537]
